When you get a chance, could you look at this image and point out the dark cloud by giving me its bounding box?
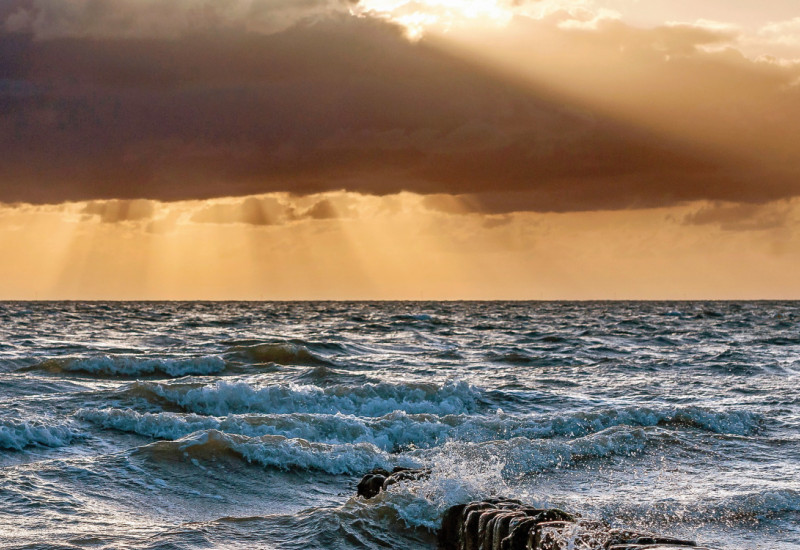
[0,5,799,212]
[2,0,357,38]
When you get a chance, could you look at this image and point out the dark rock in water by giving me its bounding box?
[356,467,430,499]
[354,472,711,549]
[436,498,707,550]
[440,503,470,550]
[356,468,389,499]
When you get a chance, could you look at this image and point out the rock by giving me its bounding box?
[353,472,711,550]
[440,503,469,550]
[437,499,705,550]
[356,468,389,499]
[356,467,430,499]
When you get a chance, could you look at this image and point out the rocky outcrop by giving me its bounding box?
[438,499,708,550]
[356,471,711,550]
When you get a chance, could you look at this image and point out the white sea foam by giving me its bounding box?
[79,408,453,449]
[340,427,656,531]
[0,419,84,450]
[79,402,759,455]
[139,429,418,475]
[534,405,761,437]
[129,379,481,417]
[415,425,652,478]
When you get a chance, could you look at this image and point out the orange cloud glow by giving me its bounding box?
[1,193,799,299]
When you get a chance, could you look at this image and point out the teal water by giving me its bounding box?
[0,302,798,549]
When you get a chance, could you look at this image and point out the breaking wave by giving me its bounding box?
[0,418,84,450]
[136,429,416,475]
[78,404,760,453]
[415,425,657,478]
[125,380,482,417]
[27,355,226,377]
[225,342,333,366]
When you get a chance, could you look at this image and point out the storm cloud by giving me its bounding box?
[1,1,799,212]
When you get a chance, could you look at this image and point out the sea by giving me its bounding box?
[0,301,798,549]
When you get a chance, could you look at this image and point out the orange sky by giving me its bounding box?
[1,1,799,299]
[2,193,798,300]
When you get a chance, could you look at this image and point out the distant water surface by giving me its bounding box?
[0,301,798,549]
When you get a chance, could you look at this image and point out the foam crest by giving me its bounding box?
[415,425,653,478]
[347,428,656,530]
[81,401,756,455]
[343,456,512,531]
[539,405,761,437]
[32,355,226,377]
[76,408,494,450]
[139,429,417,475]
[129,380,481,417]
[0,419,84,450]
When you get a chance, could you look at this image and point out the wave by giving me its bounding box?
[287,365,372,386]
[125,380,482,417]
[136,429,416,475]
[225,342,333,366]
[542,405,761,437]
[0,419,84,450]
[78,402,759,455]
[27,355,226,378]
[329,427,676,530]
[144,500,438,550]
[415,425,655,479]
[714,489,800,521]
[485,349,563,367]
[390,313,446,325]
[79,408,455,451]
[612,489,800,527]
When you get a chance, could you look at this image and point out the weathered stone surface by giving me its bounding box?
[356,468,389,499]
[436,499,706,550]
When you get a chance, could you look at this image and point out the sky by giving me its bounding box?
[1,0,799,299]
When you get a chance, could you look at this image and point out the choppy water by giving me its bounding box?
[0,301,798,549]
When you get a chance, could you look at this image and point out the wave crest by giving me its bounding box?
[126,380,482,417]
[225,343,332,366]
[28,355,226,377]
[138,429,417,475]
[0,419,83,450]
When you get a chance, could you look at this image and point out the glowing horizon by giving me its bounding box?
[1,192,799,300]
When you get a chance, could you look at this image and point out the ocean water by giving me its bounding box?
[0,301,798,550]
